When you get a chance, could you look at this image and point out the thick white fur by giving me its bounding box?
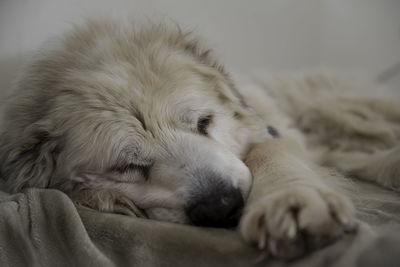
[1,20,399,259]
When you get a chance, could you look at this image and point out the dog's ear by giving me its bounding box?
[192,62,250,114]
[177,30,250,111]
[0,120,60,192]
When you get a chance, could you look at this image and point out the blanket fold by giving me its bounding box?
[1,181,400,267]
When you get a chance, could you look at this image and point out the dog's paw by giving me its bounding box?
[239,185,357,259]
[375,148,400,192]
[378,168,400,192]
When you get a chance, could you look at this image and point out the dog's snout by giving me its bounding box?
[186,184,244,228]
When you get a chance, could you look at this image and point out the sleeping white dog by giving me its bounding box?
[1,19,399,259]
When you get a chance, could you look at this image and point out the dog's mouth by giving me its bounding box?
[111,200,149,218]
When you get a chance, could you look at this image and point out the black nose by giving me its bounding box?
[185,184,244,228]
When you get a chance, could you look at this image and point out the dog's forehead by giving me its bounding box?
[129,70,221,119]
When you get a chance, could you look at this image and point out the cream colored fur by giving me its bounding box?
[0,19,399,259]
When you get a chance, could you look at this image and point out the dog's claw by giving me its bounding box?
[287,222,297,239]
[258,223,267,249]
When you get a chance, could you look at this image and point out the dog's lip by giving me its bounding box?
[138,208,149,218]
[186,207,243,229]
[122,202,149,218]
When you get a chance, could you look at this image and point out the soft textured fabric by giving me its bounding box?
[1,178,400,267]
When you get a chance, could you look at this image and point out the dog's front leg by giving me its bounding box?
[239,137,357,259]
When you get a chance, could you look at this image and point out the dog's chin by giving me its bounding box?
[145,207,190,224]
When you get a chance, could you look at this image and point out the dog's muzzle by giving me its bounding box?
[185,178,244,228]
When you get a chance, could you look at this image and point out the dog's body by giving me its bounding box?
[1,20,400,259]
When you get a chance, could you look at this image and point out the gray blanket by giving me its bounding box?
[1,179,400,267]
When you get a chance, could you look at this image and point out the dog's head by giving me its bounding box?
[0,21,263,227]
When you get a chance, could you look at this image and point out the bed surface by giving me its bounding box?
[1,178,400,267]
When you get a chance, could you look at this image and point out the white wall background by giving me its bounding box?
[1,0,399,99]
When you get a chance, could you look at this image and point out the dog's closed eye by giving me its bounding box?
[110,163,151,180]
[197,115,213,135]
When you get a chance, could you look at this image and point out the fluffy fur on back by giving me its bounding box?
[237,72,400,189]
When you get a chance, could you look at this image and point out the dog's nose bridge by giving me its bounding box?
[162,132,251,193]
[163,133,224,167]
